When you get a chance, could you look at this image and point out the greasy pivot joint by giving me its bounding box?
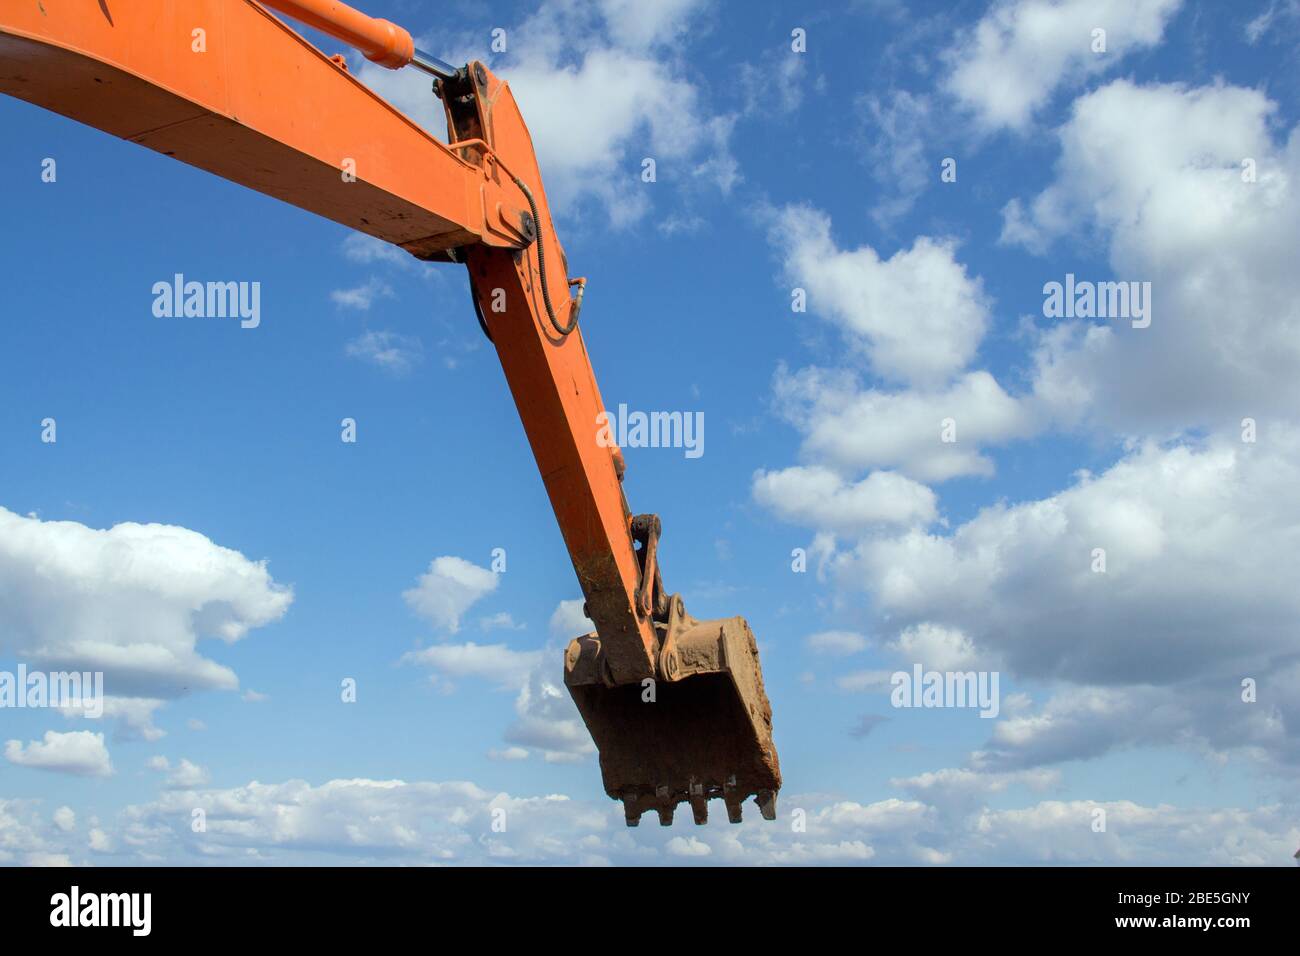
[630,514,667,620]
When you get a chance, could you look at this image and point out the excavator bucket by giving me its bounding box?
[564,607,781,826]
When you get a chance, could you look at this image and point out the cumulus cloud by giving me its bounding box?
[51,807,76,833]
[815,431,1300,774]
[403,556,499,634]
[944,0,1183,131]
[504,643,596,763]
[666,835,711,857]
[60,696,166,742]
[1007,79,1300,434]
[761,202,1043,486]
[7,766,1296,866]
[771,365,1037,482]
[165,759,211,790]
[839,435,1300,685]
[960,800,1294,866]
[5,731,113,778]
[774,205,991,388]
[887,623,984,672]
[120,777,611,865]
[754,466,937,533]
[0,507,291,699]
[893,767,1062,814]
[148,755,212,789]
[401,642,542,692]
[1,799,68,866]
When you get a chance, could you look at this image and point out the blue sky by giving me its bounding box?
[2,0,1299,865]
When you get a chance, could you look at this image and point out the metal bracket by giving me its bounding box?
[630,514,667,621]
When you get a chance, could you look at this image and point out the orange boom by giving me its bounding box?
[0,0,780,825]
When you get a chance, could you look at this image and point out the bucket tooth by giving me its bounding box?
[655,786,675,826]
[757,790,777,821]
[724,774,744,823]
[688,780,708,825]
[622,792,644,827]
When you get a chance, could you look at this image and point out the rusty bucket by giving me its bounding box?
[565,606,781,826]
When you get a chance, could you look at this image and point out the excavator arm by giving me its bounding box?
[0,0,780,826]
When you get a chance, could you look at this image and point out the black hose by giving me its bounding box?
[468,276,493,342]
[514,177,581,336]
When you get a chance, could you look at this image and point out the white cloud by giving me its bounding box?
[772,365,1037,482]
[804,630,869,656]
[165,758,211,790]
[754,466,937,533]
[892,767,1062,814]
[595,0,708,49]
[818,431,1300,774]
[762,203,1042,489]
[120,777,611,865]
[479,611,526,632]
[341,231,412,268]
[401,642,542,692]
[944,0,1183,131]
[666,835,711,857]
[1244,0,1300,44]
[1,799,65,866]
[330,277,394,311]
[858,90,933,225]
[5,731,113,778]
[61,696,166,742]
[8,768,1297,866]
[0,507,291,698]
[403,556,499,634]
[147,754,213,790]
[504,643,595,763]
[1007,79,1300,434]
[548,598,594,639]
[345,330,423,375]
[961,800,1295,866]
[842,434,1300,683]
[888,623,983,672]
[774,205,991,388]
[740,50,809,119]
[52,807,76,833]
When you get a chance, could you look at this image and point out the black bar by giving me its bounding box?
[0,865,1291,941]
